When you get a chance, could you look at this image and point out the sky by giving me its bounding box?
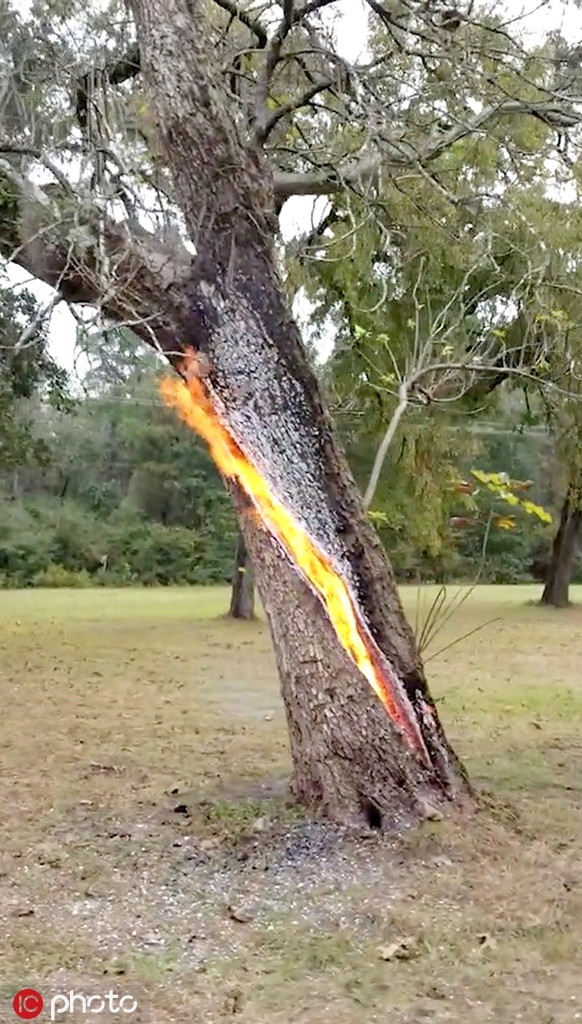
[5,0,582,377]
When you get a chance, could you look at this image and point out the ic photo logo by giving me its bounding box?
[12,988,142,1020]
[13,990,43,1020]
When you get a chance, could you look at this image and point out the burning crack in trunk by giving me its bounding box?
[161,349,431,766]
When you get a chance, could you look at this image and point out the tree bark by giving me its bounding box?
[228,530,256,620]
[127,0,471,827]
[540,487,581,608]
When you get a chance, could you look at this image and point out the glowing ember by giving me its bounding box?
[161,351,428,760]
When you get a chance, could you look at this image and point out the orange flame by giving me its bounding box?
[161,353,428,761]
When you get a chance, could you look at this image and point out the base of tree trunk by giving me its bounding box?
[242,507,473,829]
[540,490,581,609]
[540,581,573,608]
[228,530,256,620]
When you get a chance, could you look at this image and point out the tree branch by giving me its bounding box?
[361,359,572,511]
[16,293,63,352]
[272,99,582,200]
[252,0,338,140]
[0,167,194,365]
[283,0,295,29]
[256,77,333,143]
[418,100,581,164]
[297,0,340,18]
[211,0,268,47]
[0,140,76,195]
[75,44,141,135]
[273,152,382,199]
[363,383,409,509]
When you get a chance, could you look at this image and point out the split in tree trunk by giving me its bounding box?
[540,487,582,608]
[228,530,256,620]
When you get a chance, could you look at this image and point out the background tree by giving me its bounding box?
[289,118,582,597]
[228,529,256,619]
[0,278,70,476]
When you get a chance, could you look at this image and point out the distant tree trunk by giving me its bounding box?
[228,530,256,620]
[130,0,472,827]
[540,488,581,608]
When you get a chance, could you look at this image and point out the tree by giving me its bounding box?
[539,400,582,607]
[540,479,582,606]
[0,321,238,587]
[295,132,582,600]
[0,279,70,475]
[228,529,256,620]
[3,0,582,822]
[516,275,582,606]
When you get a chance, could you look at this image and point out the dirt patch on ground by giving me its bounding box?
[1,585,582,1022]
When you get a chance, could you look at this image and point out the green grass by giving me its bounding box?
[1,583,582,1022]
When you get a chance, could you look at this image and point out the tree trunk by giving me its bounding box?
[228,530,256,620]
[540,488,581,607]
[129,0,471,826]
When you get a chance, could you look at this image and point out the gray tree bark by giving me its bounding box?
[540,485,581,608]
[229,530,256,620]
[126,0,471,826]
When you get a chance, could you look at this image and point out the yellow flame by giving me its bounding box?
[161,354,427,758]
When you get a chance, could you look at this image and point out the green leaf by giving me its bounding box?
[367,509,390,525]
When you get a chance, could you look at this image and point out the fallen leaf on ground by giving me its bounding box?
[378,936,419,961]
[227,904,255,924]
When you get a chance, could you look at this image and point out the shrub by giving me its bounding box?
[0,498,236,588]
[32,565,93,588]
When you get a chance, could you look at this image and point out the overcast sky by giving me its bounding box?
[6,0,582,377]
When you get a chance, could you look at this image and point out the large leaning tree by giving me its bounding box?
[2,0,582,826]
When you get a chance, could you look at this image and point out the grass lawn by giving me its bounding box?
[1,583,582,1022]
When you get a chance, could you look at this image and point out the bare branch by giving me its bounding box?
[252,0,339,140]
[253,21,295,133]
[211,0,268,47]
[363,383,409,508]
[256,77,333,143]
[0,140,76,195]
[297,0,340,18]
[363,0,395,30]
[274,152,382,199]
[361,358,563,510]
[15,293,63,352]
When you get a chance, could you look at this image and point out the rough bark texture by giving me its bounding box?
[238,506,464,826]
[126,0,471,825]
[540,488,581,608]
[228,530,256,620]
